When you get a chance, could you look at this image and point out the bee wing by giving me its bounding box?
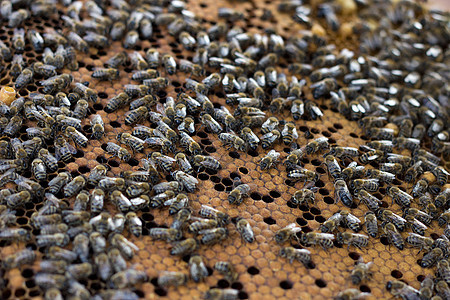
[163,197,177,206]
[201,204,218,214]
[66,142,77,154]
[346,214,361,224]
[285,223,301,230]
[317,233,335,240]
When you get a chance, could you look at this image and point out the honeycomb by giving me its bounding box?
[0,0,448,300]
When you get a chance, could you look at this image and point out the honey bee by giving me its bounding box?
[73,82,97,103]
[337,232,369,249]
[291,187,316,207]
[435,189,450,208]
[149,227,182,242]
[54,136,76,163]
[382,222,405,250]
[47,172,71,195]
[200,114,222,134]
[110,268,148,289]
[214,261,238,282]
[351,179,379,193]
[288,167,319,183]
[109,233,139,260]
[189,255,209,283]
[153,181,181,195]
[162,54,177,75]
[261,117,279,134]
[302,232,335,249]
[169,238,197,257]
[235,217,255,243]
[219,132,247,152]
[64,175,86,198]
[3,248,36,269]
[192,155,220,172]
[180,60,203,77]
[91,67,119,81]
[106,51,127,68]
[124,212,142,237]
[199,227,228,245]
[350,259,372,285]
[357,190,381,212]
[305,137,329,155]
[64,126,88,148]
[104,93,129,113]
[432,166,449,186]
[435,281,450,299]
[157,271,188,288]
[387,187,412,208]
[274,223,302,244]
[106,142,131,162]
[15,67,33,90]
[204,288,238,300]
[405,233,433,253]
[200,205,230,226]
[320,211,342,233]
[111,190,133,212]
[165,193,189,215]
[340,210,362,232]
[436,259,450,284]
[421,248,443,268]
[279,247,312,268]
[379,163,403,175]
[36,233,70,248]
[324,155,342,181]
[333,180,353,207]
[260,150,280,171]
[66,262,93,281]
[260,129,281,150]
[237,127,259,151]
[0,227,30,242]
[107,248,127,274]
[98,177,126,193]
[30,158,46,182]
[35,273,66,290]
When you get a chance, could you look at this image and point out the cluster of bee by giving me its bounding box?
[0,0,447,299]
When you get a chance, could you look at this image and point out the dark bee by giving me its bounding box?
[15,68,33,90]
[340,210,361,232]
[360,149,384,165]
[162,54,177,75]
[92,68,119,81]
[334,180,354,207]
[306,137,329,155]
[336,232,369,250]
[106,51,127,68]
[261,129,281,150]
[421,248,443,268]
[275,223,302,244]
[383,222,404,250]
[157,271,188,288]
[219,132,247,152]
[324,155,342,181]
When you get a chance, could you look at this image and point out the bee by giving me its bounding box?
[310,78,337,99]
[279,122,298,145]
[122,212,141,238]
[87,165,107,186]
[170,207,191,231]
[36,233,70,248]
[204,288,238,300]
[420,248,443,268]
[3,248,36,269]
[405,214,427,236]
[258,129,279,150]
[285,146,306,170]
[104,51,126,68]
[117,133,145,153]
[305,137,329,155]
[199,227,228,245]
[178,116,195,135]
[324,155,342,181]
[124,106,148,126]
[302,232,335,249]
[54,136,76,163]
[149,227,182,242]
[350,259,372,285]
[435,281,450,299]
[393,137,421,152]
[405,233,433,253]
[106,142,131,162]
[213,261,238,283]
[93,253,113,282]
[336,232,369,250]
[40,259,68,275]
[153,181,180,195]
[235,217,255,243]
[31,158,46,182]
[164,193,189,215]
[0,227,30,242]
[200,114,222,134]
[12,28,25,52]
[340,210,362,232]
[387,187,412,208]
[260,150,280,171]
[89,189,104,215]
[436,259,450,284]
[109,233,139,260]
[357,190,382,212]
[10,54,24,79]
[110,268,148,290]
[91,67,119,81]
[150,152,175,174]
[360,149,385,165]
[288,167,319,183]
[378,163,403,175]
[279,247,312,267]
[261,117,279,134]
[351,179,379,193]
[219,132,247,152]
[66,262,94,281]
[63,175,86,198]
[179,60,203,77]
[15,68,33,90]
[73,82,97,103]
[162,54,177,75]
[382,222,405,250]
[104,93,129,113]
[157,271,188,288]
[237,127,259,151]
[35,273,66,290]
[291,187,316,207]
[333,179,353,207]
[48,172,71,195]
[98,177,125,193]
[4,190,31,208]
[435,189,450,208]
[335,288,371,300]
[189,255,209,283]
[200,205,230,226]
[111,190,133,212]
[191,155,220,172]
[274,223,302,244]
[64,126,88,148]
[320,211,342,233]
[432,166,449,186]
[404,208,432,226]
